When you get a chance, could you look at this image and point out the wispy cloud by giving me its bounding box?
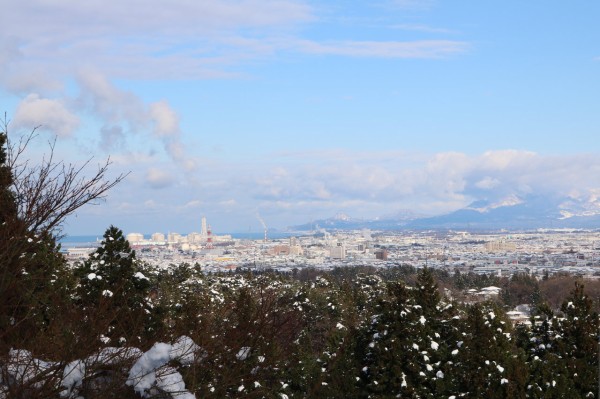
[295,39,467,58]
[1,0,468,84]
[0,0,313,81]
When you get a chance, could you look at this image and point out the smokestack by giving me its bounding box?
[256,213,268,242]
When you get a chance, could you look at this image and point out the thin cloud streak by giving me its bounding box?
[295,39,468,58]
[0,0,468,83]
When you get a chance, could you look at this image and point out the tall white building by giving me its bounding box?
[201,216,208,239]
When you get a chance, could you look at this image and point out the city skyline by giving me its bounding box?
[1,1,600,235]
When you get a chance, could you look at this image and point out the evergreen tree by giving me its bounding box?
[75,226,152,346]
[354,272,460,398]
[356,281,419,397]
[452,302,527,398]
[552,282,599,398]
[516,301,576,398]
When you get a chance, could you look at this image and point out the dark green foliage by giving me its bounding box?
[451,302,527,398]
[353,268,462,398]
[553,282,599,397]
[516,301,577,398]
[74,225,153,346]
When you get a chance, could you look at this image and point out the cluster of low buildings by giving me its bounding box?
[65,227,600,280]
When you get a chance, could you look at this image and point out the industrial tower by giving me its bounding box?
[205,224,214,249]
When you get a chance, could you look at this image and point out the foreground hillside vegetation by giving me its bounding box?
[1,127,599,398]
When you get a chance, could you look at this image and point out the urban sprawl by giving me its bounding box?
[66,218,600,280]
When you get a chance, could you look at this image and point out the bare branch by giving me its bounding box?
[2,117,129,236]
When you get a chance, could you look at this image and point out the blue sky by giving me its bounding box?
[1,1,600,235]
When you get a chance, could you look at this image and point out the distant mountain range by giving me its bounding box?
[289,195,600,232]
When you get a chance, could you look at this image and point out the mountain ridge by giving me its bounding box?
[288,195,600,232]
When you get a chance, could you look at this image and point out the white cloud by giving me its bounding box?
[74,69,197,170]
[12,93,79,137]
[70,148,600,233]
[0,0,468,85]
[3,68,63,94]
[475,176,500,190]
[145,167,176,189]
[4,0,313,38]
[77,69,146,127]
[150,101,180,138]
[225,149,600,221]
[0,0,314,81]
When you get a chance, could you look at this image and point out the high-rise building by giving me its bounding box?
[201,216,208,239]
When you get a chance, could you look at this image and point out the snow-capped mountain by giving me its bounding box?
[407,194,600,229]
[557,192,600,219]
[290,194,600,232]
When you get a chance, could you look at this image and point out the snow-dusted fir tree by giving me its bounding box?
[515,301,576,398]
[358,268,461,398]
[410,267,462,397]
[451,302,527,398]
[75,225,152,346]
[552,282,599,398]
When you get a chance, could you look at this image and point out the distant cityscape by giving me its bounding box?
[64,216,600,280]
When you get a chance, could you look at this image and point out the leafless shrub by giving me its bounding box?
[3,116,127,237]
